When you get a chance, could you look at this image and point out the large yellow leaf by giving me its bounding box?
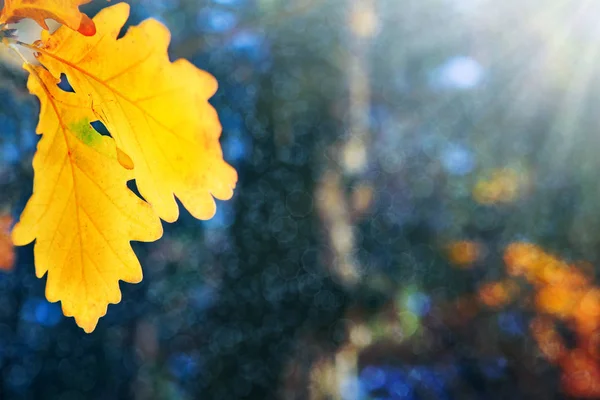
[29,2,238,222]
[0,0,96,35]
[12,65,163,332]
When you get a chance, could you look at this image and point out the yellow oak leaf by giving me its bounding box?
[27,2,238,223]
[0,0,96,36]
[12,64,163,333]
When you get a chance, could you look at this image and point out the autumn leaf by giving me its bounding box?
[12,65,163,332]
[0,0,96,36]
[25,2,237,223]
[0,214,15,271]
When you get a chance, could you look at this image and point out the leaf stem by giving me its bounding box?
[7,42,31,66]
[14,40,35,50]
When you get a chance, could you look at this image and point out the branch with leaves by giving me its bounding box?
[1,0,237,333]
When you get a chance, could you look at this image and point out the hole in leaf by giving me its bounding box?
[127,180,146,202]
[56,73,75,93]
[117,24,129,40]
[90,120,111,137]
[116,14,143,40]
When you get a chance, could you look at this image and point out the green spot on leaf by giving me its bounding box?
[70,119,101,147]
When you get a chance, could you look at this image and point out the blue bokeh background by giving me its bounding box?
[1,0,599,399]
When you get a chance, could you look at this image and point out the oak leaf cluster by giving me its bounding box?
[1,0,237,332]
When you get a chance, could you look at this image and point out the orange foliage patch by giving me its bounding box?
[0,214,15,271]
[478,279,519,308]
[503,242,588,287]
[472,168,526,205]
[491,243,600,398]
[561,350,600,398]
[535,285,585,319]
[446,240,482,268]
[530,317,566,363]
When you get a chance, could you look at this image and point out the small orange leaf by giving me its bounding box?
[30,3,237,223]
[12,65,163,332]
[0,214,15,271]
[0,0,96,36]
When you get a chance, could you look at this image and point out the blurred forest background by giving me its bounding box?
[1,0,600,399]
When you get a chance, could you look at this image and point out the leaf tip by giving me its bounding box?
[10,221,32,247]
[69,304,107,334]
[78,317,99,333]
